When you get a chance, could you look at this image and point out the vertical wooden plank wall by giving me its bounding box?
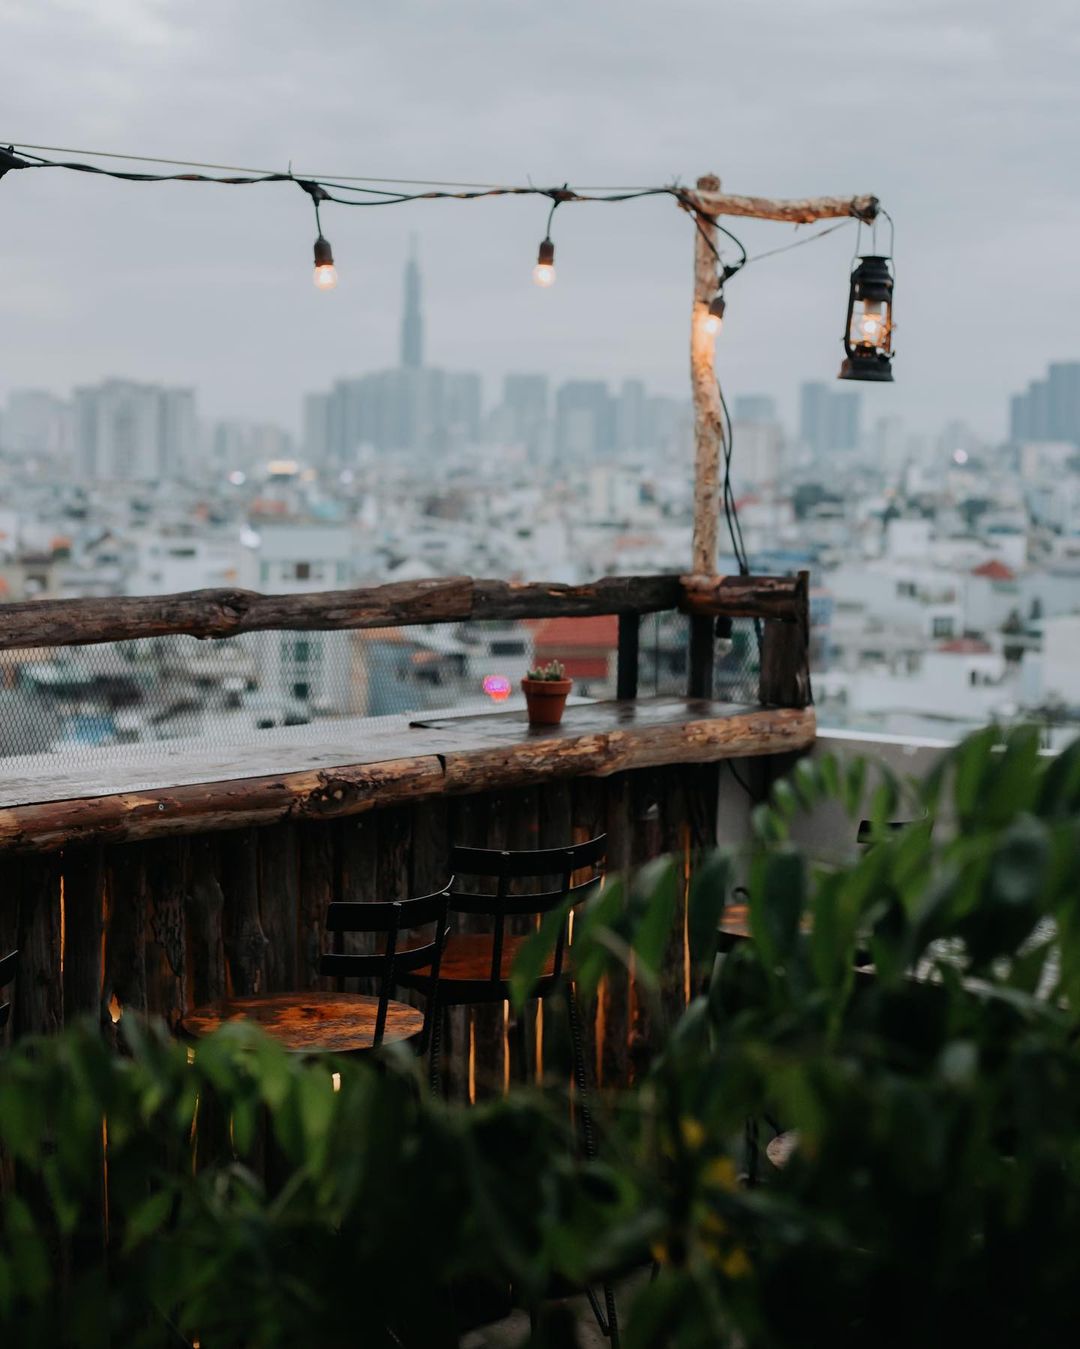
[0,765,720,1090]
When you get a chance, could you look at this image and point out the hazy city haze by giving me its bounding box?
[2,0,1078,435]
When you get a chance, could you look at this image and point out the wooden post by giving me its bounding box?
[616,612,640,700]
[758,571,812,709]
[688,173,724,698]
[690,174,723,578]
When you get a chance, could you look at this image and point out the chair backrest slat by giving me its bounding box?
[450,835,606,879]
[450,878,596,917]
[318,893,450,1050]
[448,836,607,990]
[325,886,452,932]
[322,937,443,979]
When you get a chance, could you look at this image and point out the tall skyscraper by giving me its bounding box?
[555,381,615,460]
[1010,362,1080,444]
[400,241,423,370]
[73,380,196,481]
[732,394,778,424]
[799,381,860,458]
[615,379,646,454]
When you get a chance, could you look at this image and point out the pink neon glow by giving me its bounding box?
[482,674,511,702]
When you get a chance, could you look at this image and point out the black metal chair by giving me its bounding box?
[0,949,17,1034]
[398,835,619,1343]
[181,888,450,1074]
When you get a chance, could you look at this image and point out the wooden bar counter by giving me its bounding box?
[0,696,815,1092]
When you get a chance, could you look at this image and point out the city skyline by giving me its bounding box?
[3,2,1079,440]
[6,248,1071,472]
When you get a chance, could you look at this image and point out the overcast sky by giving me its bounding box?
[2,0,1078,439]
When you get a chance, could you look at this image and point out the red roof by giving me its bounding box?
[530,615,619,649]
[938,638,992,654]
[972,559,1015,581]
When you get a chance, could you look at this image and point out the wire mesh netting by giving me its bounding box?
[0,610,762,780]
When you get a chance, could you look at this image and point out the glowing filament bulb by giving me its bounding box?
[703,292,726,336]
[533,236,556,287]
[853,299,885,345]
[313,235,337,290]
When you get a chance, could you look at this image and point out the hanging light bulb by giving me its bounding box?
[703,291,726,336]
[313,234,337,290]
[839,254,894,382]
[533,236,556,287]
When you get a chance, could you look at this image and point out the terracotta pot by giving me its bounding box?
[521,677,572,726]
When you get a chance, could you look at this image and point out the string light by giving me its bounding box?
[0,142,884,309]
[703,291,726,336]
[532,237,556,288]
[532,188,573,288]
[299,181,337,291]
[313,234,337,290]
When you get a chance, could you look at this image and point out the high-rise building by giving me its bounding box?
[2,390,73,459]
[73,380,196,481]
[615,379,646,454]
[400,242,423,370]
[555,380,615,459]
[732,394,777,424]
[799,381,860,458]
[1010,363,1080,445]
[499,374,549,457]
[303,392,331,463]
[442,372,483,446]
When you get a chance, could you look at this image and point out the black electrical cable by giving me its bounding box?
[716,377,749,577]
[742,218,854,264]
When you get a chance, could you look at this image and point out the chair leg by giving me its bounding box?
[427,1000,444,1096]
[565,981,597,1160]
[511,1004,530,1086]
[566,983,619,1345]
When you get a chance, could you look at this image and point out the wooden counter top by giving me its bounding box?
[0,697,815,853]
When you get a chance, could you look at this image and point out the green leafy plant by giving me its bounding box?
[534,727,1080,1346]
[525,659,567,681]
[5,727,1080,1346]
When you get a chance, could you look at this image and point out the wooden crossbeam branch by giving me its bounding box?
[683,189,879,225]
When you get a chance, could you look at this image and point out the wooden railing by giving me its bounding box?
[0,569,810,707]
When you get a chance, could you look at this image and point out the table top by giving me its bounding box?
[0,696,816,853]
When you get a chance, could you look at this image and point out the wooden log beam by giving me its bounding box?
[0,756,446,854]
[470,575,680,620]
[0,569,806,652]
[679,573,803,622]
[438,706,815,794]
[0,573,684,651]
[684,189,879,225]
[0,701,815,853]
[0,577,474,650]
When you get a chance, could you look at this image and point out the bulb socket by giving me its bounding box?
[314,235,334,267]
[536,237,555,266]
[708,292,726,322]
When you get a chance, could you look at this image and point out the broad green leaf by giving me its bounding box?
[123,1188,173,1252]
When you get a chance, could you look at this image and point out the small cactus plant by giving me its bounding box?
[525,659,566,682]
